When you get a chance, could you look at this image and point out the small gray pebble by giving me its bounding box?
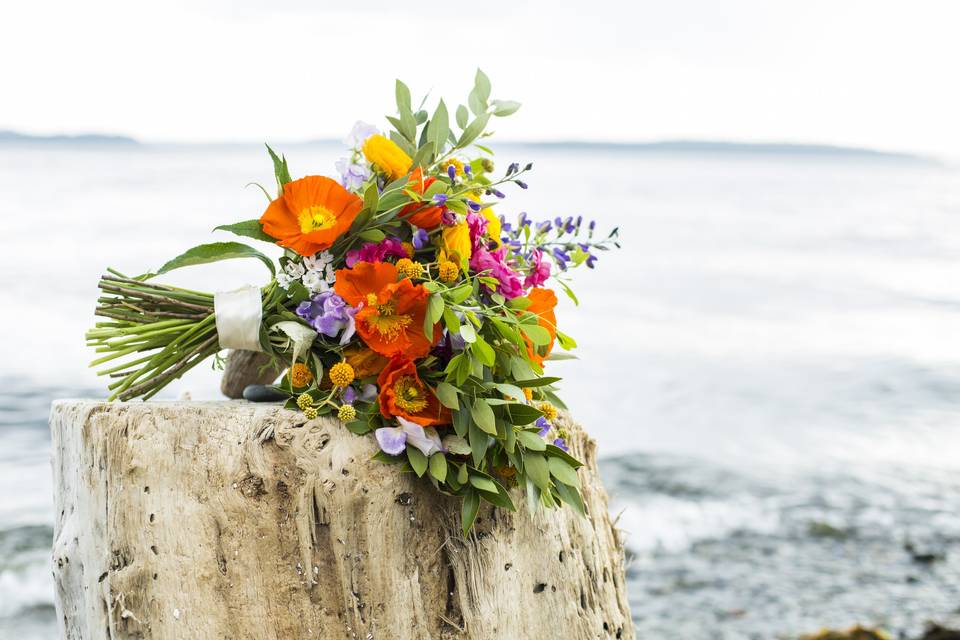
[242,384,287,402]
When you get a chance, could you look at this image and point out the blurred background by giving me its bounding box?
[3,1,960,638]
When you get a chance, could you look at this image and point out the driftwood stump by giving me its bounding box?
[50,401,634,639]
[219,349,282,399]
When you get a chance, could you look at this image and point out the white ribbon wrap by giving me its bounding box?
[214,285,264,352]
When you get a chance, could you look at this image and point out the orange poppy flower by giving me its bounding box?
[523,287,558,367]
[400,167,444,229]
[377,355,450,426]
[260,176,363,257]
[334,261,440,359]
[342,344,389,379]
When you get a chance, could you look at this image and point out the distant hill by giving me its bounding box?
[497,139,932,162]
[0,130,139,146]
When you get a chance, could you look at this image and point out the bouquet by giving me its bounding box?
[86,71,620,533]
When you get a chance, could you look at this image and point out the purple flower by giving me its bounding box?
[433,193,448,206]
[536,417,551,437]
[553,437,569,452]
[412,228,429,250]
[552,247,571,270]
[447,165,457,180]
[345,237,409,267]
[586,253,597,268]
[295,291,356,345]
[343,121,378,148]
[342,383,377,404]
[507,162,519,175]
[463,164,472,175]
[335,158,371,191]
[588,220,596,232]
[524,248,551,288]
[466,200,482,212]
[375,417,444,456]
[470,246,524,299]
[515,180,528,190]
[341,386,357,404]
[490,189,505,199]
[441,209,458,226]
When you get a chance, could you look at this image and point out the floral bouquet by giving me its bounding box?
[86,71,619,533]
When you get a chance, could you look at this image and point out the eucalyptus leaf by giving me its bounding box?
[429,452,447,482]
[524,453,551,491]
[436,381,460,410]
[470,397,497,435]
[407,446,428,477]
[548,456,581,488]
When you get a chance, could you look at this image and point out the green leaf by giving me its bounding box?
[428,99,449,154]
[474,68,491,104]
[469,474,498,494]
[456,104,469,129]
[554,481,586,516]
[452,407,469,437]
[491,99,521,117]
[494,382,524,401]
[548,456,581,488]
[427,293,445,325]
[545,444,584,469]
[478,482,516,511]
[154,242,275,277]
[395,79,412,113]
[445,284,473,304]
[520,324,551,346]
[502,403,543,425]
[506,296,531,310]
[265,144,292,189]
[470,336,495,367]
[363,183,379,211]
[407,447,428,477]
[436,382,460,410]
[442,435,471,456]
[470,397,497,435]
[513,376,562,388]
[557,331,578,350]
[461,490,480,535]
[516,429,547,451]
[469,421,489,466]
[459,322,477,343]
[359,228,386,242]
[214,219,275,243]
[525,476,540,516]
[457,462,469,484]
[442,307,461,333]
[524,453,551,491]
[429,452,447,482]
[459,113,490,148]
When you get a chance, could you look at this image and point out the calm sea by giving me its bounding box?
[1,142,959,638]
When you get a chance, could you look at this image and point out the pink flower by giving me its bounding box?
[466,211,489,253]
[345,237,409,267]
[470,246,524,299]
[524,249,551,288]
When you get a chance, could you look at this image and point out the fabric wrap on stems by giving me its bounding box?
[214,285,264,352]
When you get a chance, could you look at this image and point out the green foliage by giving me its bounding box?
[153,242,275,277]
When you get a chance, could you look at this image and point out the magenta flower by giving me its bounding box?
[466,211,489,252]
[524,248,551,288]
[345,237,409,267]
[470,246,524,299]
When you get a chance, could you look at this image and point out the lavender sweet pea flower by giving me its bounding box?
[335,157,371,191]
[344,121,378,148]
[359,384,377,402]
[412,228,429,250]
[341,386,357,404]
[375,417,445,456]
[296,291,356,345]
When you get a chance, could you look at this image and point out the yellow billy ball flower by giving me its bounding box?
[443,158,465,176]
[296,393,313,410]
[523,387,533,401]
[337,404,358,422]
[362,134,412,180]
[538,402,558,421]
[289,363,313,388]
[303,406,319,420]
[395,258,424,280]
[438,260,459,283]
[329,361,355,388]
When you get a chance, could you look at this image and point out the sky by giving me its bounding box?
[3,0,960,157]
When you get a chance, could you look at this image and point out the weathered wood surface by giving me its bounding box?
[50,400,634,639]
[219,350,282,399]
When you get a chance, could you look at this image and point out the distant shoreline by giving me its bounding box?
[0,130,934,163]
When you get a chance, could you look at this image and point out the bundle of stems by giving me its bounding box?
[86,269,223,400]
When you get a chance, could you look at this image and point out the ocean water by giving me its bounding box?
[1,143,959,638]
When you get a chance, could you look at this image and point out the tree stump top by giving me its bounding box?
[50,400,634,639]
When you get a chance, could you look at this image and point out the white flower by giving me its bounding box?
[304,251,333,272]
[343,121,378,149]
[302,270,329,293]
[276,272,294,290]
[325,264,336,283]
[284,261,305,279]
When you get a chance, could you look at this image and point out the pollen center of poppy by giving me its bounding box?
[298,205,336,234]
[393,376,428,413]
[364,299,413,342]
